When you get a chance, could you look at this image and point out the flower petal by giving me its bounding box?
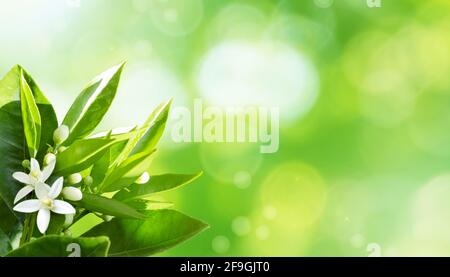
[42,160,56,182]
[30,158,40,173]
[62,187,83,201]
[13,200,41,213]
[51,200,75,214]
[12,172,33,185]
[35,183,49,200]
[14,185,34,204]
[37,208,50,234]
[48,177,63,199]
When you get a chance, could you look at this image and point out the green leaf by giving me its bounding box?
[74,193,146,219]
[114,172,202,202]
[62,63,125,145]
[54,138,118,176]
[5,235,110,257]
[20,68,58,160]
[99,150,155,193]
[126,199,174,211]
[0,65,57,243]
[84,209,208,257]
[113,99,172,166]
[131,99,172,155]
[19,71,41,158]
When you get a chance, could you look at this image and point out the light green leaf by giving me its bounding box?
[54,138,118,176]
[73,193,146,219]
[114,172,202,202]
[113,99,172,167]
[99,150,155,193]
[84,209,208,257]
[5,235,110,257]
[19,71,41,158]
[62,63,125,145]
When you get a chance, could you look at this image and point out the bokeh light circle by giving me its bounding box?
[149,0,203,37]
[231,216,251,237]
[212,236,230,254]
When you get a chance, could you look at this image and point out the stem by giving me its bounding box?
[19,214,32,246]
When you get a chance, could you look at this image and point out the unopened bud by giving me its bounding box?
[58,146,67,153]
[43,153,56,166]
[53,125,70,145]
[83,176,93,186]
[22,159,30,169]
[62,187,83,201]
[67,173,82,185]
[135,172,150,184]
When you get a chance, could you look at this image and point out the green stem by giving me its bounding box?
[19,214,32,246]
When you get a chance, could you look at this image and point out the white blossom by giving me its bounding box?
[13,178,76,234]
[12,158,55,204]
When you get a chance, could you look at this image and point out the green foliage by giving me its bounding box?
[6,235,110,257]
[54,138,118,176]
[74,193,146,219]
[0,63,206,257]
[19,71,41,158]
[85,209,208,257]
[114,173,202,202]
[62,63,125,145]
[100,150,155,193]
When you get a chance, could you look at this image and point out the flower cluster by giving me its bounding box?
[12,126,83,234]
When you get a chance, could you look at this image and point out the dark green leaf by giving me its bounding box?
[99,150,155,193]
[62,63,125,145]
[54,138,117,176]
[19,71,41,158]
[114,173,202,202]
[0,65,57,244]
[84,209,208,257]
[5,235,110,257]
[74,193,146,219]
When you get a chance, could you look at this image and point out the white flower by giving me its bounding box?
[62,186,83,201]
[13,178,76,234]
[12,158,55,204]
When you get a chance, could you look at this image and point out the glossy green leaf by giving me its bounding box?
[99,150,155,193]
[113,99,172,166]
[19,71,41,158]
[114,172,202,202]
[131,99,172,155]
[5,235,110,257]
[0,65,57,244]
[73,193,146,219]
[54,138,117,176]
[62,63,125,145]
[84,209,208,257]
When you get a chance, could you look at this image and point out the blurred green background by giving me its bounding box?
[1,0,450,256]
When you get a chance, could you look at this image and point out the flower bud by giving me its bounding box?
[58,146,67,153]
[135,172,150,184]
[22,159,30,169]
[53,125,70,145]
[63,214,74,228]
[43,153,56,166]
[67,173,82,185]
[62,187,83,201]
[104,215,114,222]
[83,176,93,186]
